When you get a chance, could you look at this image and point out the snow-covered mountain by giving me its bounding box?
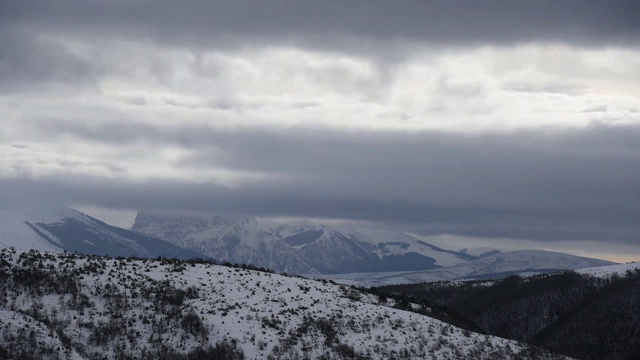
[277,225,475,273]
[459,247,501,258]
[0,209,64,252]
[0,203,201,259]
[131,212,317,274]
[316,250,616,286]
[132,212,475,274]
[0,248,570,359]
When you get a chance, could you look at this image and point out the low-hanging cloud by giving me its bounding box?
[2,123,639,243]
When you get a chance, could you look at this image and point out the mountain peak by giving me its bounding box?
[0,200,82,224]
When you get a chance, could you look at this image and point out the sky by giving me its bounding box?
[1,1,639,262]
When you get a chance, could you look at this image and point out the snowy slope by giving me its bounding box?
[352,228,475,266]
[0,248,570,360]
[0,309,85,360]
[0,210,63,251]
[282,226,380,274]
[317,250,615,286]
[0,204,202,259]
[459,247,502,258]
[0,201,86,251]
[577,261,640,278]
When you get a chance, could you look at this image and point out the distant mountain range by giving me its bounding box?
[317,250,615,286]
[131,211,477,274]
[0,204,615,281]
[130,212,614,279]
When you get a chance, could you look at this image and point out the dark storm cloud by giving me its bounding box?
[5,122,640,243]
[2,0,639,50]
[2,0,639,250]
[0,27,96,91]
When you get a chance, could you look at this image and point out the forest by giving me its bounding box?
[375,268,640,360]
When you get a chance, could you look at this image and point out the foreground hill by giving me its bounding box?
[0,205,202,260]
[0,248,568,360]
[376,264,640,360]
[318,250,614,286]
[131,211,475,274]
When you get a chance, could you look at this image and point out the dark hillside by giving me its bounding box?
[377,269,640,360]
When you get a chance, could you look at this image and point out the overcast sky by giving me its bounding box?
[1,1,639,261]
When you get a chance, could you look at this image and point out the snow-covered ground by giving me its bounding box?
[314,250,615,286]
[0,248,569,359]
[577,261,640,278]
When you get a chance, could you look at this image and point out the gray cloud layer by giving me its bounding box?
[3,0,639,49]
[4,123,639,243]
[1,0,639,252]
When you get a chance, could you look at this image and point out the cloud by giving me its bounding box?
[2,123,639,244]
[3,0,639,51]
[583,104,608,113]
[0,27,96,92]
[1,0,639,254]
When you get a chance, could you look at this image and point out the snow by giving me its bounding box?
[459,247,501,257]
[347,228,470,267]
[0,248,571,359]
[0,200,89,251]
[276,224,470,267]
[577,261,640,278]
[0,210,63,251]
[0,309,85,360]
[315,250,615,286]
[132,211,316,273]
[133,212,475,274]
[0,200,82,224]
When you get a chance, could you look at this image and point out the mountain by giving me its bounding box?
[459,247,502,258]
[0,209,64,252]
[132,212,475,274]
[317,250,615,286]
[277,225,475,273]
[0,203,202,260]
[0,248,570,360]
[131,212,317,274]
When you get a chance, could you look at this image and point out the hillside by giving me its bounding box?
[0,248,569,360]
[0,210,64,252]
[376,266,640,360]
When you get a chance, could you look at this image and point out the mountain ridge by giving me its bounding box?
[131,211,478,275]
[316,250,615,286]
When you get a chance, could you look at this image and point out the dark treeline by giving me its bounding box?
[375,268,640,360]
